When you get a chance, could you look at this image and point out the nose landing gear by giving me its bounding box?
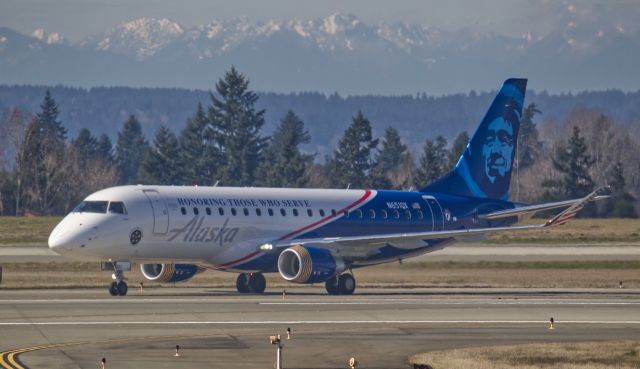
[108,264,128,296]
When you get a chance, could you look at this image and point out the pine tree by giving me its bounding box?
[180,103,220,185]
[543,126,595,199]
[258,110,312,187]
[600,161,637,218]
[209,67,267,186]
[116,115,148,184]
[37,90,67,150]
[369,127,410,189]
[414,136,448,188]
[96,134,115,164]
[71,128,99,166]
[517,103,542,170]
[328,110,379,189]
[140,126,186,185]
[448,131,469,170]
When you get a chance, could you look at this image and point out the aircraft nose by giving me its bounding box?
[48,229,74,252]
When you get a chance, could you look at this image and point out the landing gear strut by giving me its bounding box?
[236,273,266,294]
[325,273,356,295]
[108,267,128,296]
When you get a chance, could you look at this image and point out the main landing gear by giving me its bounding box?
[325,273,356,295]
[108,268,128,296]
[236,273,266,294]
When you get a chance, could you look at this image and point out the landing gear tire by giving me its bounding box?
[248,273,266,294]
[338,273,356,295]
[109,282,119,296]
[236,273,250,293]
[116,281,128,296]
[325,277,340,295]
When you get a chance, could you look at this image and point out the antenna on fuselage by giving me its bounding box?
[213,180,220,187]
[346,183,351,190]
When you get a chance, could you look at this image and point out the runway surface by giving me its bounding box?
[0,287,639,369]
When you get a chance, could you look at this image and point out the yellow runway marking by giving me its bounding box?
[0,333,214,369]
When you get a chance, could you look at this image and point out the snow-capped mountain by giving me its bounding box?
[0,13,638,94]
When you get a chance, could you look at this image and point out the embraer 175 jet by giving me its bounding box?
[49,79,606,296]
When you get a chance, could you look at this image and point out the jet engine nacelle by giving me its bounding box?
[140,263,204,283]
[277,245,345,284]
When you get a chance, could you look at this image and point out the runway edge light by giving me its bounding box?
[174,344,180,357]
[549,317,555,330]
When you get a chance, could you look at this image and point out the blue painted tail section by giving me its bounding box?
[421,78,527,200]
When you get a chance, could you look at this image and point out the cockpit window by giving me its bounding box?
[73,201,109,213]
[108,202,127,214]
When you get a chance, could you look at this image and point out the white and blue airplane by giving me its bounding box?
[48,79,606,296]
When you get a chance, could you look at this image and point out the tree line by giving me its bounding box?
[0,67,637,217]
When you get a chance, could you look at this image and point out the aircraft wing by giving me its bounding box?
[262,188,606,252]
[480,189,609,221]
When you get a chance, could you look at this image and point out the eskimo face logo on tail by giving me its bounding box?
[482,106,518,184]
[167,216,239,246]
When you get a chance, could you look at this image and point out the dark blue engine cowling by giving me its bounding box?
[140,263,204,283]
[277,245,346,284]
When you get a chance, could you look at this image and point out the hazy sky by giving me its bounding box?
[2,0,638,41]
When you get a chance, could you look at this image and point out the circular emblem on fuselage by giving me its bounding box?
[130,229,143,245]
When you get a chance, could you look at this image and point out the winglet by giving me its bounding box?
[544,187,610,227]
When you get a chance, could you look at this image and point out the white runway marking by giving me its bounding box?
[0,320,639,326]
[1,298,639,306]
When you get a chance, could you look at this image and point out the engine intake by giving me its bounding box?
[140,263,204,283]
[278,245,345,284]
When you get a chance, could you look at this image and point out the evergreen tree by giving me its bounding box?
[209,67,267,186]
[96,134,115,164]
[600,161,637,218]
[37,90,67,150]
[258,110,312,187]
[116,115,148,184]
[369,127,410,189]
[180,103,220,185]
[71,128,99,166]
[543,126,595,199]
[517,103,542,169]
[328,110,379,188]
[448,131,469,170]
[140,126,186,185]
[15,91,71,214]
[414,136,448,188]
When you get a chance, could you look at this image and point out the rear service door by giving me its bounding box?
[143,190,169,234]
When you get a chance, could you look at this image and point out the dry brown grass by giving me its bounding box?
[0,216,61,244]
[1,261,638,289]
[487,218,640,244]
[409,341,640,369]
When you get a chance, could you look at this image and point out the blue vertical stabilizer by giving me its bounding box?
[421,78,527,200]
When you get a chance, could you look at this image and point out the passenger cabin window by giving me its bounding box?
[369,209,375,219]
[243,208,249,216]
[256,208,262,216]
[73,201,108,214]
[280,209,286,216]
[331,209,337,216]
[108,201,127,214]
[354,209,363,219]
[193,207,199,215]
[380,209,388,219]
[181,207,187,215]
[307,209,313,217]
[206,207,212,216]
[404,210,412,220]
[231,208,237,216]
[393,209,400,219]
[417,210,424,220]
[293,209,299,216]
[218,207,224,216]
[319,209,325,217]
[268,208,274,216]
